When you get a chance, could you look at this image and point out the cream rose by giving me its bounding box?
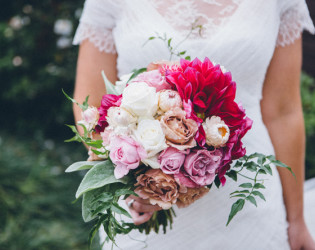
[106,107,137,135]
[203,116,230,147]
[78,106,99,131]
[133,119,167,168]
[121,82,158,118]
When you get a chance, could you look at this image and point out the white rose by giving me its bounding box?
[133,119,167,167]
[115,73,133,94]
[203,116,230,147]
[78,106,99,131]
[121,82,158,118]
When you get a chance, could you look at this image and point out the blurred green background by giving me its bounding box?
[0,1,314,249]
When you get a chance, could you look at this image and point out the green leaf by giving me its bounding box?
[65,161,102,173]
[252,190,266,201]
[239,183,252,188]
[231,194,246,198]
[111,202,132,218]
[62,89,88,111]
[76,160,128,198]
[167,38,172,47]
[82,188,110,222]
[233,161,243,168]
[260,164,273,175]
[114,189,138,198]
[226,199,245,226]
[246,196,257,207]
[214,175,221,188]
[102,70,118,95]
[226,170,237,181]
[148,36,155,40]
[253,183,265,189]
[127,68,147,83]
[185,56,191,60]
[179,50,186,55]
[92,192,113,203]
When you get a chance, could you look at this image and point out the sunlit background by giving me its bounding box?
[0,1,314,249]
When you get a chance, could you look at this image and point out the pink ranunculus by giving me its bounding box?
[134,70,171,92]
[96,94,122,133]
[159,147,189,175]
[109,136,147,179]
[175,149,222,188]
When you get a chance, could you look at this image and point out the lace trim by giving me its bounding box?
[277,4,315,47]
[73,22,116,54]
[149,0,241,39]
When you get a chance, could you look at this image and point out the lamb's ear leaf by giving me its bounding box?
[75,160,128,198]
[102,70,118,95]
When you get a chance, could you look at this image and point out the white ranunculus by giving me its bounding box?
[203,116,230,147]
[115,73,133,95]
[121,82,158,118]
[78,106,99,131]
[133,119,167,162]
[106,107,137,136]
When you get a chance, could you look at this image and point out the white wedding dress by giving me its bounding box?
[73,0,315,249]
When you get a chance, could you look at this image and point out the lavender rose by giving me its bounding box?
[175,149,222,188]
[159,147,189,175]
[160,107,198,150]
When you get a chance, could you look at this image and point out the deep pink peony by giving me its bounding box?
[95,94,122,133]
[159,147,189,175]
[166,58,253,182]
[175,149,222,188]
[109,135,147,179]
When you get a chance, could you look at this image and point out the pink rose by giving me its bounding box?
[109,136,147,179]
[175,149,222,188]
[159,147,189,175]
[134,70,171,92]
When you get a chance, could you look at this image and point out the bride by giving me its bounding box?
[72,0,315,249]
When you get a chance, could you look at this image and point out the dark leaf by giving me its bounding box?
[226,199,245,226]
[252,190,266,201]
[246,196,257,207]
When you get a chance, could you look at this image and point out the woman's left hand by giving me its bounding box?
[288,218,315,250]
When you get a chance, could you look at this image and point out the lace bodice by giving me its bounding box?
[148,0,241,39]
[72,1,314,249]
[73,0,314,54]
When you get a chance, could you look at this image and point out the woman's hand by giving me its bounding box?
[288,218,315,250]
[125,195,162,225]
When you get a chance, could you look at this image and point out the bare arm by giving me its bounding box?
[73,40,160,224]
[261,37,315,249]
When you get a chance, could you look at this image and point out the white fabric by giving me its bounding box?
[73,0,315,249]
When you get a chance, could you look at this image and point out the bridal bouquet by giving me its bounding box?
[64,57,292,246]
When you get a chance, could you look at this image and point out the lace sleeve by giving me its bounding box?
[73,0,119,53]
[277,0,315,47]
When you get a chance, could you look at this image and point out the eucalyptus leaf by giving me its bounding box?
[226,170,237,181]
[65,161,102,173]
[76,161,128,198]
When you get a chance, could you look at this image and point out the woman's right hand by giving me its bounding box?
[125,195,162,225]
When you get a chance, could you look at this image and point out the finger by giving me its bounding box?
[129,209,153,225]
[132,201,162,213]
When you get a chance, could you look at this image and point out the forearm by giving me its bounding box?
[264,109,305,223]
